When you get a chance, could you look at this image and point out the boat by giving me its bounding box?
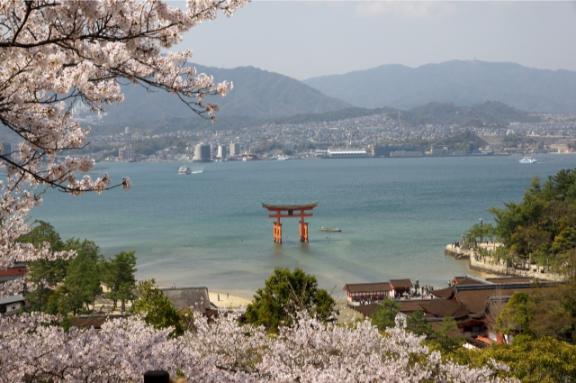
[191,169,204,174]
[178,166,191,175]
[519,156,537,164]
[320,226,342,233]
[276,154,289,161]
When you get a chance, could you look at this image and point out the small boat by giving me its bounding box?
[178,166,191,175]
[519,156,537,164]
[320,226,342,233]
[276,155,289,161]
[191,169,204,174]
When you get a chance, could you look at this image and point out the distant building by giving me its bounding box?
[0,265,27,283]
[0,294,25,315]
[326,149,369,159]
[194,143,211,162]
[229,143,240,157]
[161,286,218,316]
[216,144,227,160]
[389,150,424,158]
[351,276,559,344]
[343,279,413,305]
[118,144,134,162]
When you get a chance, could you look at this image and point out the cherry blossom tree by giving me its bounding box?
[0,0,245,281]
[0,313,516,382]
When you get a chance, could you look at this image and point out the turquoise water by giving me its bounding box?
[32,154,576,296]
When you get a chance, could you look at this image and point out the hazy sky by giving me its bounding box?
[176,1,576,79]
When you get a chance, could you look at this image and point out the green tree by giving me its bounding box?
[131,280,185,337]
[462,222,495,249]
[428,317,464,354]
[103,251,137,313]
[406,310,432,336]
[17,220,65,251]
[460,336,576,383]
[467,169,576,274]
[371,299,399,331]
[243,268,336,332]
[57,239,103,315]
[496,292,535,337]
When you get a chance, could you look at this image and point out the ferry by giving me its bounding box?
[519,156,537,164]
[178,166,191,175]
[320,226,342,233]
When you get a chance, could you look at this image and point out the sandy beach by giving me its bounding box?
[209,291,252,309]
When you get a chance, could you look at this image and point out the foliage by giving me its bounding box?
[466,169,576,274]
[103,251,137,313]
[495,288,576,342]
[462,222,496,249]
[243,268,336,332]
[56,239,104,315]
[427,317,465,354]
[459,336,576,383]
[131,280,186,337]
[406,310,433,336]
[0,312,516,382]
[496,293,535,336]
[371,299,399,331]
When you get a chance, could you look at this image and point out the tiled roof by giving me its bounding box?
[161,286,217,313]
[343,282,391,293]
[389,279,412,289]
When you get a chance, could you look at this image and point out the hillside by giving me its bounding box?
[100,65,349,131]
[304,60,576,113]
[404,101,537,126]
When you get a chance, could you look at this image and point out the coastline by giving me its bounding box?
[208,290,252,309]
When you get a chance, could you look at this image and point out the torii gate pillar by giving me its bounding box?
[263,203,317,244]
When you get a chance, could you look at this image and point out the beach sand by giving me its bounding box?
[209,291,252,309]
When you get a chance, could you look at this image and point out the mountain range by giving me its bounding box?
[97,60,576,133]
[304,60,576,113]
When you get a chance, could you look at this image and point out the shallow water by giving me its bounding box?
[33,154,576,296]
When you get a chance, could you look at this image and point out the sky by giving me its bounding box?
[177,1,576,80]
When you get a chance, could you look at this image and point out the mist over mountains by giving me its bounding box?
[101,65,349,131]
[304,60,576,113]
[97,60,574,134]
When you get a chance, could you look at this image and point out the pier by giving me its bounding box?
[262,203,317,244]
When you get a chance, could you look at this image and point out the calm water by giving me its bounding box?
[33,154,576,296]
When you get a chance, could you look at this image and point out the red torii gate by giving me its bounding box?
[262,203,317,244]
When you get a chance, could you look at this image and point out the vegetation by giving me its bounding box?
[243,268,336,332]
[454,336,576,383]
[18,221,137,316]
[131,280,193,337]
[462,169,576,276]
[371,299,399,331]
[103,251,137,313]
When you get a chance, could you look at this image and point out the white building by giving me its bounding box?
[194,143,211,162]
[229,143,240,157]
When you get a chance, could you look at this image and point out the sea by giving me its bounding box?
[32,154,576,297]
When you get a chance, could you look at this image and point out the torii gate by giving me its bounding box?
[262,203,317,244]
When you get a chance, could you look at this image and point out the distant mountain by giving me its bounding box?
[403,101,537,126]
[270,101,535,127]
[273,106,398,125]
[304,61,576,113]
[101,65,349,131]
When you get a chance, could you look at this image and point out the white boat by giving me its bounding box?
[276,155,289,161]
[519,156,537,164]
[178,166,191,175]
[191,169,204,174]
[320,226,342,233]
